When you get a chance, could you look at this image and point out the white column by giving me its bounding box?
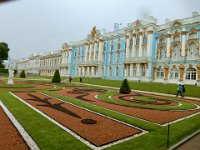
[87,67,89,76]
[147,31,153,57]
[93,42,97,61]
[98,41,103,61]
[82,67,85,76]
[181,28,186,57]
[85,44,89,62]
[88,43,92,62]
[166,31,171,58]
[125,34,130,58]
[130,63,133,76]
[139,29,143,57]
[91,66,94,77]
[132,33,136,57]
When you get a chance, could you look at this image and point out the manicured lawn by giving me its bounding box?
[1,79,200,149]
[72,78,200,98]
[97,90,197,110]
[0,84,34,88]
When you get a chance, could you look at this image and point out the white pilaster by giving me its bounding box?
[130,63,133,76]
[166,31,171,58]
[93,42,97,61]
[147,31,153,57]
[91,66,94,77]
[136,64,141,77]
[125,34,130,58]
[88,43,92,62]
[181,28,186,57]
[132,34,136,57]
[139,29,143,57]
[85,44,89,62]
[98,41,103,61]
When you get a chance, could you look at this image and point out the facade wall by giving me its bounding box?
[17,12,200,85]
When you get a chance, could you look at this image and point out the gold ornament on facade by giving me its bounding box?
[132,33,136,37]
[172,65,176,68]
[185,40,199,56]
[179,64,185,81]
[173,21,182,28]
[181,31,186,35]
[91,26,98,37]
[172,30,180,36]
[139,32,143,36]
[164,64,169,80]
[188,64,193,68]
[189,28,198,33]
[148,31,154,34]
[197,64,200,81]
[166,34,171,38]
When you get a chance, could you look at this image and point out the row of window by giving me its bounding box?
[156,68,197,80]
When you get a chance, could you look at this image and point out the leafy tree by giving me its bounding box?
[20,70,26,78]
[0,42,10,68]
[52,70,61,83]
[119,78,131,94]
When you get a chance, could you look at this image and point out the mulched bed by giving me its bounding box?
[54,88,200,125]
[14,92,141,147]
[0,107,29,150]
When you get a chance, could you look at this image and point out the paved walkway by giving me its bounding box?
[175,132,200,150]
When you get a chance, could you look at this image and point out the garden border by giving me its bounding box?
[0,100,40,150]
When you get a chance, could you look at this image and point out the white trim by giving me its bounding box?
[11,92,147,150]
[0,100,40,150]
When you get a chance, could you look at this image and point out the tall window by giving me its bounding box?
[156,68,164,79]
[172,45,180,60]
[141,65,146,76]
[130,40,133,46]
[143,37,147,44]
[109,66,112,76]
[110,52,112,64]
[116,66,119,76]
[159,47,166,60]
[116,50,120,63]
[136,38,139,45]
[186,68,196,80]
[188,43,197,59]
[170,68,179,79]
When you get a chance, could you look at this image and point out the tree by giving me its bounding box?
[119,78,131,94]
[52,70,61,83]
[0,42,10,68]
[20,70,26,78]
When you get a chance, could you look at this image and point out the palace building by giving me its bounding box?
[17,12,200,85]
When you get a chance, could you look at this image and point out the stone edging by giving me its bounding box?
[0,100,40,150]
[169,128,200,150]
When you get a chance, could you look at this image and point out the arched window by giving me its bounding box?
[159,47,166,60]
[188,43,197,59]
[170,68,179,79]
[172,45,180,60]
[186,68,196,80]
[189,33,197,39]
[156,68,164,79]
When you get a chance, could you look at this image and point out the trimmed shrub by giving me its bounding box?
[119,78,131,94]
[20,70,26,78]
[52,70,61,83]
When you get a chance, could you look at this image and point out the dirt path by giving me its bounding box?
[55,88,200,125]
[14,92,142,147]
[0,107,29,150]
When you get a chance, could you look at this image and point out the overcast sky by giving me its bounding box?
[0,0,200,59]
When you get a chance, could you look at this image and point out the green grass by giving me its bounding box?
[0,91,90,150]
[43,90,200,150]
[72,78,200,98]
[97,90,197,110]
[0,84,34,88]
